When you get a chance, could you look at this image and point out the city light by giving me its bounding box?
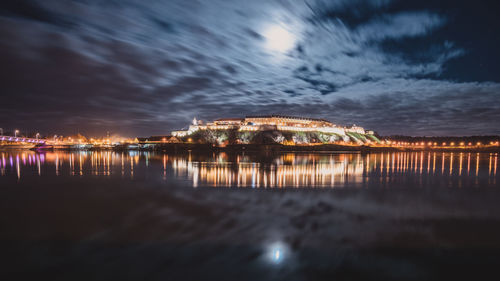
[1,123,498,152]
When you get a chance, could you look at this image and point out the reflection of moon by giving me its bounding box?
[266,241,288,264]
[274,249,281,261]
[262,25,295,53]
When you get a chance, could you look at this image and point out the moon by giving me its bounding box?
[262,25,296,53]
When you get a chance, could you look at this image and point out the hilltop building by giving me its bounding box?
[172,115,373,142]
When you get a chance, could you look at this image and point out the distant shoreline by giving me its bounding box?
[195,143,499,153]
[122,143,500,153]
[2,143,498,153]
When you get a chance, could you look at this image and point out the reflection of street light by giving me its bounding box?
[15,129,19,137]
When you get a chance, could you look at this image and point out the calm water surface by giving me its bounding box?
[1,151,498,188]
[1,151,500,281]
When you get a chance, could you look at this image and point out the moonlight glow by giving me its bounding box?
[266,241,288,264]
[262,25,296,53]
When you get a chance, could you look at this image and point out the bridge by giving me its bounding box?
[0,136,46,144]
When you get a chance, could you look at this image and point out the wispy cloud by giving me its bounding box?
[0,0,498,136]
[356,12,446,41]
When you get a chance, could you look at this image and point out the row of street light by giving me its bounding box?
[386,140,500,147]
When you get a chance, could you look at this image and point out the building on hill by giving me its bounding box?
[213,118,244,125]
[172,115,374,143]
[245,115,334,127]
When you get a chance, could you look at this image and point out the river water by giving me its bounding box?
[1,151,499,280]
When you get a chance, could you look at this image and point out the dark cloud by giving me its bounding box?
[149,17,174,33]
[0,0,499,137]
[1,0,73,28]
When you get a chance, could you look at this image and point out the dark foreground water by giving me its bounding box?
[0,151,499,281]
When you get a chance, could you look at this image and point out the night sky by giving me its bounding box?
[1,0,499,137]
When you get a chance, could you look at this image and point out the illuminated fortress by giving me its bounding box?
[172,115,376,144]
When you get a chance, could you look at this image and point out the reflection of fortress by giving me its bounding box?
[172,153,365,188]
[172,115,373,139]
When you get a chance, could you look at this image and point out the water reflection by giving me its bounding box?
[170,153,353,188]
[0,151,498,188]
